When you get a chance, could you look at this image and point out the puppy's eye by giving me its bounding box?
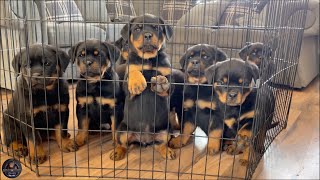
[153,26,158,31]
[44,62,51,66]
[135,27,141,32]
[217,81,224,85]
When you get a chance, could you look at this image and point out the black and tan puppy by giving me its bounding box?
[239,42,274,81]
[169,44,227,155]
[109,14,176,161]
[205,59,275,165]
[2,44,76,164]
[69,39,121,147]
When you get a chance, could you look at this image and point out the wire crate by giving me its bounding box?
[0,0,310,179]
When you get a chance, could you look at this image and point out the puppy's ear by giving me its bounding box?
[264,45,273,58]
[239,43,251,60]
[47,45,70,72]
[212,46,227,62]
[159,17,173,40]
[179,53,188,69]
[121,18,135,41]
[246,61,259,82]
[205,63,220,84]
[68,41,83,64]
[114,37,124,49]
[12,50,24,72]
[57,49,70,72]
[102,42,120,65]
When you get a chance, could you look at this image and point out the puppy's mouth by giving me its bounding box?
[187,69,205,77]
[139,45,158,53]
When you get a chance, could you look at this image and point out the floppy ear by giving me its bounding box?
[246,61,259,82]
[12,50,24,72]
[179,53,188,69]
[264,45,273,58]
[57,49,70,72]
[102,42,120,65]
[239,44,251,60]
[114,37,124,49]
[213,47,228,62]
[159,17,173,40]
[205,63,220,84]
[68,41,83,64]
[121,18,135,41]
[47,45,70,72]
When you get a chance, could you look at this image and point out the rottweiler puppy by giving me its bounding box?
[205,58,275,165]
[109,14,176,161]
[168,44,227,156]
[2,44,76,164]
[239,42,274,81]
[69,39,121,147]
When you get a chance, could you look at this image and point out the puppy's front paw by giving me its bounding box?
[60,139,79,152]
[239,158,249,166]
[110,146,127,161]
[29,146,47,164]
[128,71,147,95]
[207,139,221,156]
[168,136,185,149]
[10,142,28,157]
[151,75,169,96]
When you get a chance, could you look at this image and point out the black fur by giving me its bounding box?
[2,44,73,164]
[69,39,122,147]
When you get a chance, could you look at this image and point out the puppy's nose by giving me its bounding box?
[144,33,153,41]
[191,60,200,65]
[86,60,93,66]
[228,92,238,98]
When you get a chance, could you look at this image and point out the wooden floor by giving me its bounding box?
[0,77,319,179]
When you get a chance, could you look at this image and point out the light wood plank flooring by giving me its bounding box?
[0,78,319,179]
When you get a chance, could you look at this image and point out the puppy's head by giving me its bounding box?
[180,44,227,84]
[205,59,259,106]
[120,14,173,59]
[69,39,120,81]
[12,44,70,90]
[239,42,272,68]
[114,37,129,62]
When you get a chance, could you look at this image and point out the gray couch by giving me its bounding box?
[167,0,319,88]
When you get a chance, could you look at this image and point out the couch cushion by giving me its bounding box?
[45,0,83,21]
[218,0,268,26]
[106,0,136,22]
[161,0,195,24]
[74,0,110,23]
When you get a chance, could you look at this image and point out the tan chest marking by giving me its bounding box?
[224,118,236,129]
[77,96,94,107]
[183,99,194,109]
[95,97,116,108]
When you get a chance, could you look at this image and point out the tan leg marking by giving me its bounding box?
[207,129,223,155]
[75,118,89,147]
[28,139,46,164]
[169,122,195,148]
[54,124,78,152]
